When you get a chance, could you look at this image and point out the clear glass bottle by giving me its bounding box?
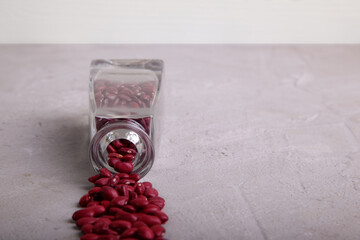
[89,59,164,178]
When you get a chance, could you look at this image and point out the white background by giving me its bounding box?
[0,0,360,43]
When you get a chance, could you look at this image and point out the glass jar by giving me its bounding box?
[88,59,164,178]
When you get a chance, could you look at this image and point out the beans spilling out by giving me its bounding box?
[73,139,168,240]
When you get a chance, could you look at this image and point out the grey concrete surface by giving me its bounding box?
[0,45,360,240]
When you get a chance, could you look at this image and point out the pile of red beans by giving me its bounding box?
[72,139,168,240]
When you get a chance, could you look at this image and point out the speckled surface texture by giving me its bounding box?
[0,45,360,240]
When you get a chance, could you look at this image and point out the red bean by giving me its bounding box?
[102,215,115,220]
[114,162,133,173]
[111,140,124,149]
[135,183,146,195]
[118,148,137,156]
[108,153,123,159]
[118,185,129,198]
[93,221,109,234]
[90,205,106,216]
[144,188,158,198]
[115,173,130,179]
[80,233,99,240]
[129,101,139,108]
[142,182,152,189]
[143,204,160,214]
[122,205,136,213]
[79,194,92,207]
[76,217,97,227]
[89,187,103,196]
[151,224,165,237]
[137,225,154,240]
[129,198,149,208]
[122,154,135,162]
[88,174,101,183]
[151,211,168,224]
[108,158,120,167]
[110,196,128,207]
[107,145,117,153]
[96,217,112,225]
[100,168,112,177]
[95,178,110,187]
[106,87,118,95]
[115,209,138,222]
[121,227,138,238]
[119,178,136,185]
[87,201,100,208]
[121,238,137,240]
[129,191,138,201]
[101,187,119,201]
[137,214,161,226]
[81,223,93,234]
[72,208,95,220]
[98,235,119,240]
[108,175,120,186]
[148,197,165,210]
[129,173,140,181]
[133,221,146,228]
[109,207,123,216]
[109,220,132,232]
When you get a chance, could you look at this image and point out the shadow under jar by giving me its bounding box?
[89,59,164,178]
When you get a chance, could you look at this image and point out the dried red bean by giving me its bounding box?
[143,204,160,214]
[114,162,133,173]
[88,174,101,183]
[151,224,165,237]
[121,227,138,238]
[115,173,130,179]
[142,182,152,189]
[137,214,161,226]
[102,215,115,220]
[108,158,120,167]
[109,220,132,232]
[72,208,95,220]
[118,93,132,101]
[80,233,99,240]
[110,196,128,207]
[93,221,109,234]
[95,178,110,187]
[96,217,112,225]
[109,207,123,216]
[135,183,146,195]
[118,185,130,198]
[108,153,123,159]
[81,223,94,234]
[119,178,136,185]
[87,201,100,208]
[100,168,112,177]
[121,238,138,240]
[79,194,92,207]
[137,225,155,240]
[76,217,97,227]
[118,148,137,156]
[122,205,136,213]
[107,145,117,153]
[151,211,168,224]
[148,197,165,210]
[111,140,124,149]
[90,205,107,216]
[122,154,135,162]
[129,191,138,201]
[114,209,138,223]
[144,188,158,198]
[106,87,118,95]
[133,221,146,228]
[129,197,149,208]
[129,173,140,181]
[89,187,103,196]
[98,235,119,240]
[108,175,120,186]
[101,187,119,201]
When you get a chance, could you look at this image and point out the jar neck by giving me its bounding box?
[89,120,154,178]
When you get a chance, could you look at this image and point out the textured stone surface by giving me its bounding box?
[0,45,360,240]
